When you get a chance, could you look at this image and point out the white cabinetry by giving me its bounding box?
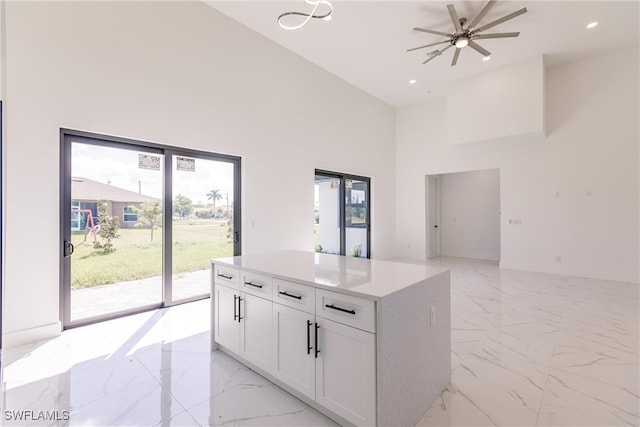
[214,266,273,373]
[272,286,376,426]
[214,283,240,353]
[212,252,451,427]
[315,316,375,426]
[272,303,316,400]
[239,292,273,371]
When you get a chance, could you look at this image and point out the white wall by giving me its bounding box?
[447,57,545,145]
[2,1,396,346]
[396,46,639,283]
[439,169,500,261]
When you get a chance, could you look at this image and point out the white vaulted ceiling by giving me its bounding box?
[207,1,639,107]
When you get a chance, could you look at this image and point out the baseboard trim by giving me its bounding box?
[499,261,639,284]
[3,321,62,348]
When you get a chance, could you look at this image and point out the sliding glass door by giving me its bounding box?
[314,170,370,258]
[170,154,237,302]
[61,130,240,327]
[66,142,165,323]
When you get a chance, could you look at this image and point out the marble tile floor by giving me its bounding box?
[1,257,638,426]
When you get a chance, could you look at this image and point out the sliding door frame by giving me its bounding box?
[315,169,371,258]
[60,129,241,329]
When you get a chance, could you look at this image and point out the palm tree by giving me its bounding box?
[206,189,223,214]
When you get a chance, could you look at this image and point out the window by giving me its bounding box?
[123,206,138,222]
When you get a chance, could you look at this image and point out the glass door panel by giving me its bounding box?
[171,155,236,302]
[69,142,164,323]
[345,179,369,258]
[314,175,342,255]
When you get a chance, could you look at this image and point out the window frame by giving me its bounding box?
[314,169,371,258]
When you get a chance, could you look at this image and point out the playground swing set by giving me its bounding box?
[72,209,100,243]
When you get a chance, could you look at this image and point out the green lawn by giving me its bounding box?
[71,219,232,289]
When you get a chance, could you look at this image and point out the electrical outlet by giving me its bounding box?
[430,306,436,326]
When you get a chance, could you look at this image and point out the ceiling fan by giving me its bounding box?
[408,0,527,66]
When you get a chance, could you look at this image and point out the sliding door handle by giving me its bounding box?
[63,241,74,257]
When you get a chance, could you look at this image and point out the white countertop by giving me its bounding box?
[212,250,449,299]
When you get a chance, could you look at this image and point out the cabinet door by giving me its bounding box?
[272,304,316,400]
[214,284,240,353]
[315,318,376,426]
[240,293,273,371]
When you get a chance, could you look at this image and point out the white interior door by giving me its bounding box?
[427,175,440,258]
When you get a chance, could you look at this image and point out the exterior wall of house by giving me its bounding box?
[111,201,142,229]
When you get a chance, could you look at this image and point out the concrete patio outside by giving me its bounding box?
[71,269,210,322]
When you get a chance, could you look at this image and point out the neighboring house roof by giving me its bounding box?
[72,177,158,203]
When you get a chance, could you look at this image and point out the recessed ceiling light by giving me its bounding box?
[482,56,491,62]
[409,79,417,84]
[586,21,598,29]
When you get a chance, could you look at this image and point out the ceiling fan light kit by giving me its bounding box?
[278,0,333,31]
[408,0,527,67]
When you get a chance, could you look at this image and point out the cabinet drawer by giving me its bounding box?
[240,271,273,299]
[214,265,240,288]
[315,289,376,333]
[273,279,315,314]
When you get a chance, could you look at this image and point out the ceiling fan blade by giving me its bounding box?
[472,32,520,39]
[413,27,452,37]
[422,55,439,65]
[468,0,497,29]
[468,40,491,57]
[451,48,461,66]
[407,40,452,52]
[474,8,527,33]
[422,44,453,64]
[447,4,463,31]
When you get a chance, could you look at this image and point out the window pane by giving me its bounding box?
[70,142,163,322]
[314,175,341,255]
[345,179,369,258]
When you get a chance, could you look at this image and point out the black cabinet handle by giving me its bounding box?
[237,296,243,322]
[279,291,302,300]
[233,295,238,321]
[325,304,356,315]
[218,273,233,280]
[315,323,320,358]
[244,281,263,289]
[307,320,312,355]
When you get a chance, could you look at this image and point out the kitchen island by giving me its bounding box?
[211,250,450,426]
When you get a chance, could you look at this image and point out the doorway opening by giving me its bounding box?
[314,170,371,258]
[426,169,500,261]
[60,130,241,328]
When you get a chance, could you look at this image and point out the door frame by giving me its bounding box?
[314,169,371,258]
[60,129,241,328]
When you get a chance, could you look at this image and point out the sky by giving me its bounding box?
[72,142,235,206]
